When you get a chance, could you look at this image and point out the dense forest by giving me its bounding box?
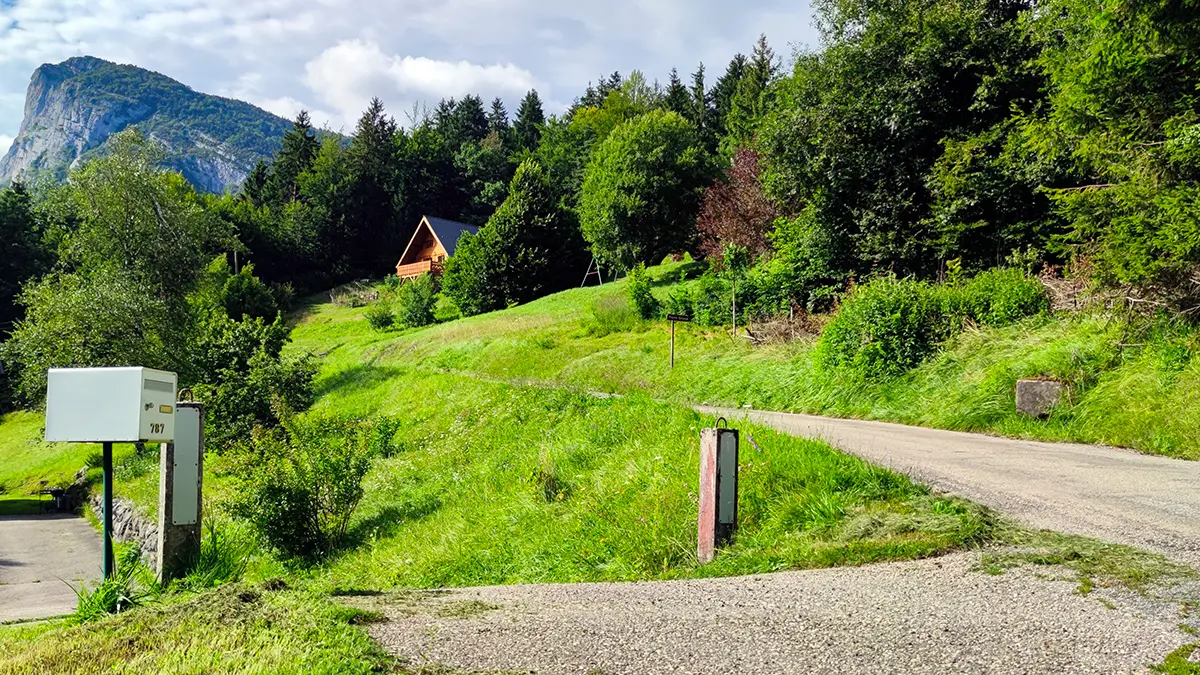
[0,0,1197,411]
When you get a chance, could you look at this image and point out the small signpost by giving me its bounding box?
[697,418,739,564]
[157,396,204,583]
[667,314,692,368]
[44,367,178,579]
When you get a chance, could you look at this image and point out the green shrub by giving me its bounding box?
[191,315,316,452]
[818,276,949,379]
[952,267,1049,327]
[383,274,401,291]
[221,263,278,321]
[229,412,381,559]
[585,294,639,336]
[176,520,251,590]
[626,262,660,319]
[363,303,395,331]
[395,274,437,329]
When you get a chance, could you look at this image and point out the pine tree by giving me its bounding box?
[452,95,489,146]
[689,63,717,151]
[241,160,270,206]
[514,90,546,153]
[712,54,748,137]
[344,98,403,277]
[487,97,510,136]
[663,68,691,117]
[724,35,779,151]
[265,111,319,204]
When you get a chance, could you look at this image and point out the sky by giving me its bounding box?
[0,0,820,156]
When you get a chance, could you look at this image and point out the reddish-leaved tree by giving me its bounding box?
[696,147,779,258]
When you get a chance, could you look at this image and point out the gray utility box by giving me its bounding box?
[45,367,178,443]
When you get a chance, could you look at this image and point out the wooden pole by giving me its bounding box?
[670,320,676,368]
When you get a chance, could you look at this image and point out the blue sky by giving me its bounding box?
[0,0,819,154]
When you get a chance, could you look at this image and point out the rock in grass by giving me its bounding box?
[1015,379,1067,418]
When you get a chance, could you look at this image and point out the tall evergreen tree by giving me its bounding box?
[514,89,546,153]
[688,63,717,151]
[266,111,319,204]
[712,54,748,137]
[0,182,50,333]
[242,160,270,206]
[343,98,403,278]
[451,94,489,146]
[724,35,779,152]
[487,97,510,136]
[663,68,691,117]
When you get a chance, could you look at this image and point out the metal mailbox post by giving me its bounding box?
[697,418,739,564]
[45,367,178,579]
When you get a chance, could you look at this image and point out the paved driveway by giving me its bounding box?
[0,514,101,622]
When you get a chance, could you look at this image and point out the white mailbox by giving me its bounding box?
[45,367,178,443]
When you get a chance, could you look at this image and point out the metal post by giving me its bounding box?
[102,441,114,579]
[698,420,739,564]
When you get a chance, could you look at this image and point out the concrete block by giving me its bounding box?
[1016,379,1067,418]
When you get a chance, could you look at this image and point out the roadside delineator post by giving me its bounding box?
[698,417,739,564]
[157,396,203,584]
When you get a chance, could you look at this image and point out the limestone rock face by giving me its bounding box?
[0,56,292,193]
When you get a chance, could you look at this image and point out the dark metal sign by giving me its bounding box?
[667,314,693,323]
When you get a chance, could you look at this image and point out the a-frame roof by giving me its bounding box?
[396,215,480,266]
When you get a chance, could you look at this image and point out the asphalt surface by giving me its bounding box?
[368,552,1195,674]
[0,514,101,622]
[700,406,1200,567]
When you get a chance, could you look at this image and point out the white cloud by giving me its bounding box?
[0,0,819,140]
[304,39,540,128]
[0,134,13,156]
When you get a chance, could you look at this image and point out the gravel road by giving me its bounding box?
[366,552,1196,674]
[700,406,1200,568]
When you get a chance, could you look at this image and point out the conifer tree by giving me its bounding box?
[514,89,546,153]
[663,68,691,117]
[266,111,319,204]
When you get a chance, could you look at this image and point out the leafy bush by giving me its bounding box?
[584,295,639,337]
[395,273,437,329]
[221,263,278,321]
[626,263,659,319]
[229,412,382,559]
[73,543,160,622]
[817,276,949,379]
[819,270,1050,379]
[363,303,395,331]
[951,267,1049,327]
[191,315,316,452]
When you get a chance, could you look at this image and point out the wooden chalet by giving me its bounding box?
[395,215,480,280]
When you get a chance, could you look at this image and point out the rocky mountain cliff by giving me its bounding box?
[0,56,293,193]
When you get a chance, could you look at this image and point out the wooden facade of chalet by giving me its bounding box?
[395,216,480,280]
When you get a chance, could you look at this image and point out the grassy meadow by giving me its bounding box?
[3,260,1199,672]
[290,261,1200,459]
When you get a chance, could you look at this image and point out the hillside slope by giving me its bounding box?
[289,261,1200,458]
[0,56,292,193]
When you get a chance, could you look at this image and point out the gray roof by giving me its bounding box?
[425,216,480,257]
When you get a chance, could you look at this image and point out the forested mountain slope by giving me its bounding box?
[0,56,292,193]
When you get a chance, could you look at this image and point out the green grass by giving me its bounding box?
[288,261,1200,458]
[0,584,397,675]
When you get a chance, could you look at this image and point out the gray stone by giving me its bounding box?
[1015,379,1067,418]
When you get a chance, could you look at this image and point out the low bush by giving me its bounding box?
[229,412,382,559]
[364,303,395,331]
[175,520,252,590]
[819,270,1051,380]
[626,263,659,319]
[191,315,317,452]
[951,267,1049,327]
[817,276,949,379]
[395,273,437,329]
